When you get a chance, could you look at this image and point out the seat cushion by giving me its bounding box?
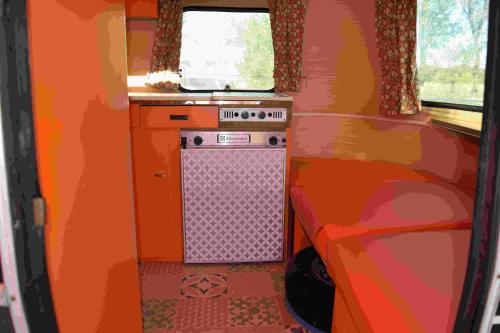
[290,158,473,260]
[327,230,470,333]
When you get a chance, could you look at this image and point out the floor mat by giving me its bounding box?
[140,261,312,333]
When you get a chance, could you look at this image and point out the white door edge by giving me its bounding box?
[0,107,30,333]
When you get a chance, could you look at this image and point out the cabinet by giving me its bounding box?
[131,105,219,261]
[132,128,183,261]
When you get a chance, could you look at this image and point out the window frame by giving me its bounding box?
[179,6,275,93]
[421,100,483,113]
[416,1,487,113]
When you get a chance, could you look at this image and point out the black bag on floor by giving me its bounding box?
[285,246,335,333]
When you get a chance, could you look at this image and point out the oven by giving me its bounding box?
[180,131,286,263]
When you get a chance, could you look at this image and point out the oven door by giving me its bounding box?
[181,148,286,263]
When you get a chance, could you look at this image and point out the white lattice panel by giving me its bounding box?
[181,148,285,263]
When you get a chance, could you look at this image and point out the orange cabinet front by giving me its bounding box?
[132,128,183,261]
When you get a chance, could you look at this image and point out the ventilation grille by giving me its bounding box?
[222,109,235,119]
[181,148,285,263]
[271,111,284,119]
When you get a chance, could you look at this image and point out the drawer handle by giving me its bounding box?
[154,172,167,178]
[170,114,189,121]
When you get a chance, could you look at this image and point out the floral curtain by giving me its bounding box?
[375,0,420,115]
[268,0,307,92]
[147,0,183,89]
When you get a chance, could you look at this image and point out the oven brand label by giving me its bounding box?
[217,134,250,143]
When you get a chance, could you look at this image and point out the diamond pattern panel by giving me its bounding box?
[182,148,285,263]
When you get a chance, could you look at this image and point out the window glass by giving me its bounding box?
[180,10,274,91]
[417,0,488,107]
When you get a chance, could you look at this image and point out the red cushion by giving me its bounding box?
[327,230,470,333]
[290,158,473,260]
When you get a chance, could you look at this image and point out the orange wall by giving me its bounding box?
[126,0,380,114]
[125,0,479,187]
[124,0,269,18]
[290,115,479,194]
[291,0,381,115]
[127,20,156,77]
[28,1,143,332]
[126,0,381,109]
[287,0,479,191]
[126,0,158,18]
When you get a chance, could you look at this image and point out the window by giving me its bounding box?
[417,0,489,109]
[179,8,274,91]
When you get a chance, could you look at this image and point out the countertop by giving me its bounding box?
[128,92,293,102]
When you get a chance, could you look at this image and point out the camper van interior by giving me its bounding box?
[1,0,500,332]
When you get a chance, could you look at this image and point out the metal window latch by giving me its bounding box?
[33,197,46,227]
[0,284,9,307]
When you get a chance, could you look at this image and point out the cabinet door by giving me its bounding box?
[132,128,183,261]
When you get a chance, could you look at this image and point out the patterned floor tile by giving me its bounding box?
[227,262,271,273]
[267,262,286,272]
[174,329,229,333]
[271,272,285,294]
[141,262,311,333]
[175,298,229,329]
[140,262,184,276]
[227,325,285,333]
[229,297,282,327]
[184,263,228,275]
[275,296,297,326]
[181,273,228,299]
[284,324,311,333]
[142,274,183,300]
[142,299,177,330]
[144,329,175,333]
[227,272,275,297]
[227,328,255,333]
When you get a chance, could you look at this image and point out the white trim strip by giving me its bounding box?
[0,106,30,332]
[493,316,500,325]
[479,278,500,333]
[293,112,430,126]
[0,283,8,307]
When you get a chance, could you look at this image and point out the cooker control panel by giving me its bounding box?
[181,131,286,148]
[220,108,287,122]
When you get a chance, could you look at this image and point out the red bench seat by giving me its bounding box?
[290,158,473,261]
[327,230,470,333]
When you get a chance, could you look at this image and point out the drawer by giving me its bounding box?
[140,106,219,129]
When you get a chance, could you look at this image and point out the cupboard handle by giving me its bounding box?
[154,172,167,178]
[170,114,189,121]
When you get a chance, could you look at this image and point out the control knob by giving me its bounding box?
[269,136,278,146]
[241,111,249,119]
[193,136,203,146]
[258,111,266,119]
